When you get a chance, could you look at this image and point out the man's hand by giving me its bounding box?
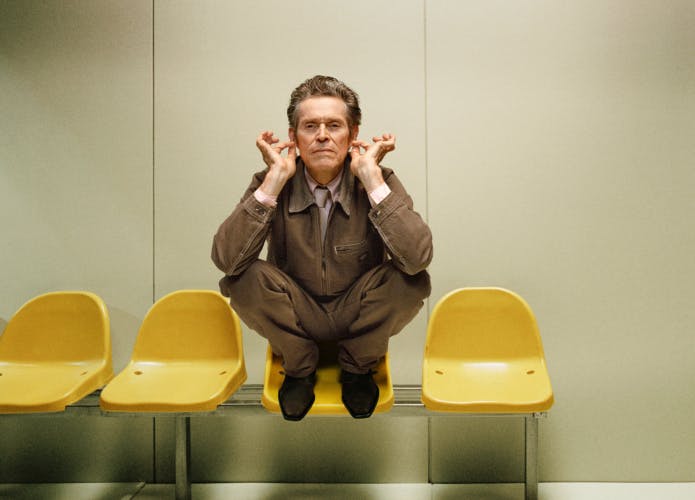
[349,134,396,193]
[256,130,297,196]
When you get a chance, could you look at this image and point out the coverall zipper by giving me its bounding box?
[319,204,334,297]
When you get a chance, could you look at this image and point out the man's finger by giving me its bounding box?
[351,140,368,153]
[287,142,297,160]
[258,130,279,144]
[257,131,274,147]
[273,140,294,153]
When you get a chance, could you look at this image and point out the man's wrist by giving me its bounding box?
[260,167,292,197]
[357,166,385,194]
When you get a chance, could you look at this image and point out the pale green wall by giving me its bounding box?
[1,0,694,483]
[426,0,695,481]
[0,0,153,379]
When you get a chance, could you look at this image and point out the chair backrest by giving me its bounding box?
[131,290,243,362]
[0,291,111,364]
[425,287,546,362]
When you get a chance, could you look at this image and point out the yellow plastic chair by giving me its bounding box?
[422,287,553,413]
[422,287,553,500]
[262,342,394,416]
[100,290,246,412]
[0,291,113,413]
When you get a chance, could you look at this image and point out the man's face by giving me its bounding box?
[290,96,358,183]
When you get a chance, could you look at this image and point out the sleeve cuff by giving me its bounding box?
[254,188,277,207]
[368,183,391,206]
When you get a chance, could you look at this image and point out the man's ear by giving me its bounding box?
[350,125,359,142]
[288,128,296,143]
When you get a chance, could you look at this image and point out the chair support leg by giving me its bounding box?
[524,415,539,500]
[175,416,192,500]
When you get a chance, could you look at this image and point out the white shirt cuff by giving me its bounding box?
[368,183,391,206]
[254,188,277,207]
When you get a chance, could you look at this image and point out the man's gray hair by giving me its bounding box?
[287,75,362,130]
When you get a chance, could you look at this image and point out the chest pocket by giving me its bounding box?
[334,240,369,262]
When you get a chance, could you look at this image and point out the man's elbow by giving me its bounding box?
[211,237,234,275]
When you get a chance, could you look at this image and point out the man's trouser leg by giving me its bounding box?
[222,260,431,377]
[222,260,330,378]
[328,262,432,374]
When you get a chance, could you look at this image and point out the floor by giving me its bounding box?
[0,483,694,500]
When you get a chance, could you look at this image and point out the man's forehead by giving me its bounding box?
[297,96,349,123]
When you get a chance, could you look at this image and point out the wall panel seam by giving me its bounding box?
[423,0,431,322]
[152,0,156,305]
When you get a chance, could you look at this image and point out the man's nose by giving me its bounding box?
[317,124,329,140]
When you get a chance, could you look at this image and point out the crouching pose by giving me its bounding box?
[212,75,432,420]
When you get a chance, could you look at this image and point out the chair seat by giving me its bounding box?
[421,358,553,413]
[262,344,394,416]
[99,290,247,413]
[422,287,554,414]
[0,360,110,413]
[100,360,245,412]
[0,291,113,414]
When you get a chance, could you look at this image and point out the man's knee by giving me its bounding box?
[377,262,432,305]
[220,261,296,331]
[221,260,283,301]
[355,262,431,330]
[402,268,432,302]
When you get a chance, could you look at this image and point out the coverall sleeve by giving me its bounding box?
[211,169,274,277]
[368,169,433,275]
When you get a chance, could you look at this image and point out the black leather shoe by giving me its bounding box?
[278,371,316,421]
[340,369,379,419]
